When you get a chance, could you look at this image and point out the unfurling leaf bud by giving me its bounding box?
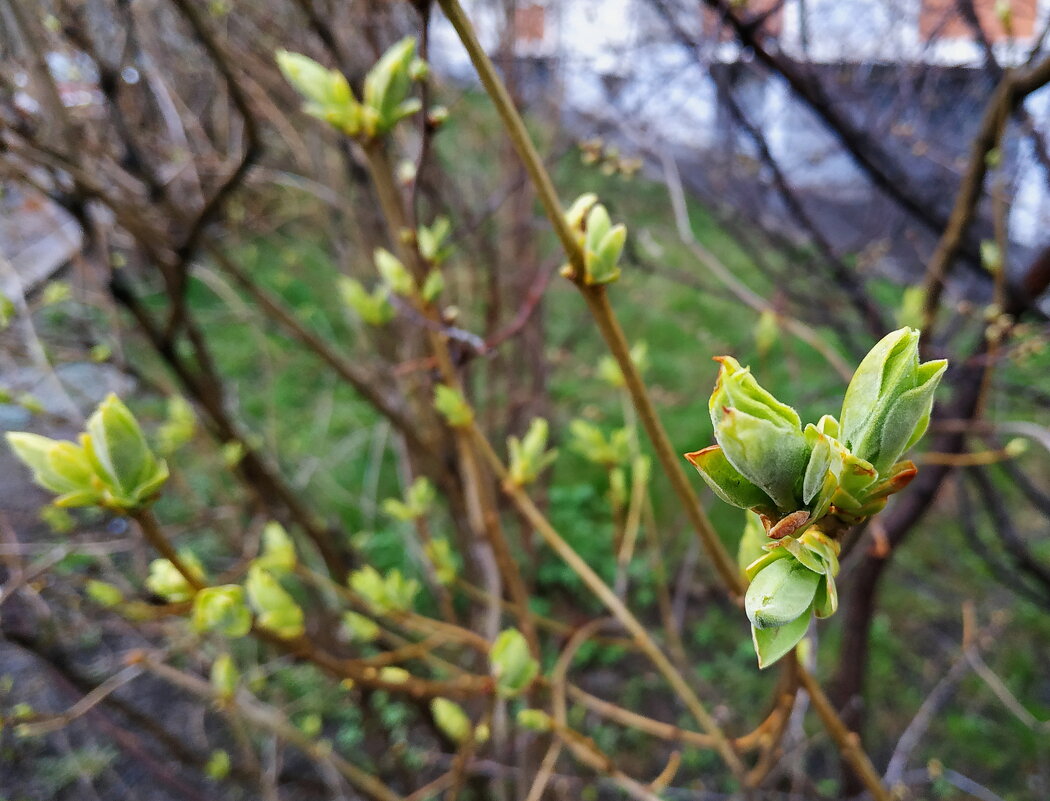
[434,386,474,427]
[431,697,472,745]
[839,328,947,476]
[245,566,304,639]
[564,193,599,234]
[339,277,394,326]
[374,248,414,296]
[569,420,629,467]
[276,50,362,135]
[685,445,777,515]
[424,538,457,586]
[146,552,205,602]
[83,394,169,509]
[383,477,435,522]
[708,357,808,512]
[421,270,445,304]
[342,610,380,643]
[490,628,538,698]
[582,204,626,285]
[193,585,252,638]
[362,37,423,135]
[6,432,100,508]
[254,521,296,573]
[349,565,419,615]
[8,394,167,512]
[155,395,196,456]
[507,418,558,487]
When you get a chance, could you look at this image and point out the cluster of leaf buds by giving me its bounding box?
[349,565,419,615]
[578,138,643,178]
[340,218,450,325]
[7,394,169,511]
[6,394,317,641]
[570,419,630,468]
[686,328,947,667]
[276,36,426,139]
[561,194,627,285]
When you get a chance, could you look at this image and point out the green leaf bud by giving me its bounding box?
[342,610,380,643]
[84,394,168,509]
[254,521,296,573]
[754,309,779,356]
[276,50,361,136]
[211,653,239,700]
[379,666,411,684]
[431,697,472,744]
[424,538,457,586]
[338,277,394,326]
[418,216,453,264]
[362,37,422,134]
[6,432,100,507]
[597,341,648,387]
[434,386,474,427]
[569,420,630,467]
[205,749,231,780]
[85,579,124,608]
[490,628,538,698]
[421,270,445,304]
[517,708,553,732]
[839,328,947,476]
[582,204,625,285]
[145,552,205,602]
[193,584,252,638]
[245,566,304,639]
[745,557,820,630]
[507,417,558,486]
[348,565,419,615]
[374,248,415,296]
[709,357,809,512]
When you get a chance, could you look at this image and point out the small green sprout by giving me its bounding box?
[348,565,419,615]
[338,277,394,326]
[507,418,558,487]
[490,628,538,698]
[193,585,252,638]
[434,386,474,427]
[244,566,304,639]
